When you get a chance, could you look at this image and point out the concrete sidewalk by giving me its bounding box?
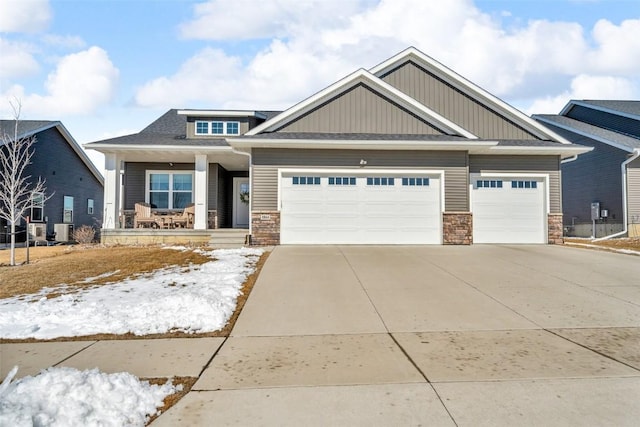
[2,245,639,425]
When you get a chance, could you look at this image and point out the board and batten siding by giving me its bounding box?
[124,162,218,211]
[469,155,562,213]
[276,84,445,135]
[380,61,539,140]
[566,105,640,138]
[628,157,640,228]
[251,148,468,212]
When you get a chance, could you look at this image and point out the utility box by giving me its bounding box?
[28,223,47,241]
[591,202,600,221]
[54,223,74,242]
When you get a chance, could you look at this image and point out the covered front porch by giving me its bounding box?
[100,147,251,245]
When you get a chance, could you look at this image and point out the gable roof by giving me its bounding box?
[245,68,478,139]
[0,120,104,184]
[534,114,640,153]
[369,47,573,144]
[560,100,640,120]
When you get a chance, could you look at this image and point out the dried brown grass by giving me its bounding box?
[565,237,640,252]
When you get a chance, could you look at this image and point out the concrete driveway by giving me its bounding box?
[156,245,640,426]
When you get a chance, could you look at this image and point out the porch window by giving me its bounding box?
[31,192,44,222]
[147,172,193,209]
[63,196,74,223]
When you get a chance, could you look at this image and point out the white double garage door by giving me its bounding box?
[279,169,547,244]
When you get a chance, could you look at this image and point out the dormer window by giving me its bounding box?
[195,120,241,135]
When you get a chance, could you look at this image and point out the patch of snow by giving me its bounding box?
[0,366,177,426]
[78,270,120,284]
[0,248,263,339]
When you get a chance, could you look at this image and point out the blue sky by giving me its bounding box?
[1,0,639,169]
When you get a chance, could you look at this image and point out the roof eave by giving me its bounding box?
[177,110,267,119]
[228,138,496,151]
[489,145,593,159]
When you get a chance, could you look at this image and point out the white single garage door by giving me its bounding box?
[471,176,546,244]
[280,171,442,244]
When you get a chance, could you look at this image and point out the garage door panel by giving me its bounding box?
[280,173,441,244]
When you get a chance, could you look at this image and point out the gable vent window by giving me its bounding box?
[511,180,537,189]
[195,120,241,135]
[292,176,321,185]
[477,180,503,188]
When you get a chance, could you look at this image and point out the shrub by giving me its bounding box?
[73,225,96,244]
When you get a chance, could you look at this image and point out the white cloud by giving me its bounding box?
[0,0,52,33]
[41,34,87,50]
[138,0,640,115]
[1,47,119,117]
[0,38,39,79]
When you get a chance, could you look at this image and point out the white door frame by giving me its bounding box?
[233,177,250,228]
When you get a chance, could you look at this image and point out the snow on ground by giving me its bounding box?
[0,247,263,339]
[0,366,178,427]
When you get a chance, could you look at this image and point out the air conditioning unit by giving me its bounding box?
[54,223,74,242]
[28,223,47,241]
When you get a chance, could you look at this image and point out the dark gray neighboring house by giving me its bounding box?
[0,120,104,243]
[534,100,640,238]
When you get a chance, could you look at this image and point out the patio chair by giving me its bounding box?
[172,203,195,228]
[134,202,159,228]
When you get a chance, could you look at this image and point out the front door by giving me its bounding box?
[233,177,250,228]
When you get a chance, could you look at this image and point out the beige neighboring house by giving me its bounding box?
[86,47,589,246]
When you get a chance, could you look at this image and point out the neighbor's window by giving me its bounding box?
[147,172,193,209]
[63,196,74,223]
[87,198,94,215]
[31,192,44,222]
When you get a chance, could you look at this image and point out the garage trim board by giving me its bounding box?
[278,168,445,245]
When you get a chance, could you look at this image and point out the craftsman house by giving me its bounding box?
[86,47,589,245]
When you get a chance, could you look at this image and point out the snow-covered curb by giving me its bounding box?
[0,247,264,339]
[0,366,177,426]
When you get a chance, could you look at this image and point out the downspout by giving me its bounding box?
[594,149,640,241]
[560,155,578,164]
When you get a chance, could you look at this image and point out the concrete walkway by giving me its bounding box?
[2,245,639,425]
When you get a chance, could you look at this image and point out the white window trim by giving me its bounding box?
[145,170,195,209]
[277,168,445,212]
[195,120,241,136]
[87,198,94,215]
[31,192,45,222]
[63,195,74,224]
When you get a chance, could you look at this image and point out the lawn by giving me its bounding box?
[564,237,640,253]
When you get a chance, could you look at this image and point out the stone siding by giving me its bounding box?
[548,213,564,244]
[251,211,280,246]
[443,212,473,245]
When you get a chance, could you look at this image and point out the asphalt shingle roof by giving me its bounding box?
[534,114,640,151]
[577,100,640,117]
[0,120,57,138]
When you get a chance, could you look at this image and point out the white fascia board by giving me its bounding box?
[86,144,233,153]
[246,68,477,138]
[228,137,495,151]
[534,115,635,153]
[488,145,593,158]
[561,100,640,121]
[177,110,267,119]
[370,47,573,144]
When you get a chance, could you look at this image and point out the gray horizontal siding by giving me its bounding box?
[542,122,628,224]
[252,148,468,211]
[628,158,640,226]
[469,155,562,213]
[124,162,218,211]
[277,84,445,135]
[381,61,539,140]
[566,105,640,138]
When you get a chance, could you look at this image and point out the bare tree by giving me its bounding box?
[0,100,49,266]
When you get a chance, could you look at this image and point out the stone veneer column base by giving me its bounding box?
[443,212,473,245]
[548,213,564,244]
[251,211,280,246]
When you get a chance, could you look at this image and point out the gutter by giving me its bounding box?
[594,149,640,241]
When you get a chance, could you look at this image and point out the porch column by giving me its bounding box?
[103,153,121,229]
[194,154,209,230]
